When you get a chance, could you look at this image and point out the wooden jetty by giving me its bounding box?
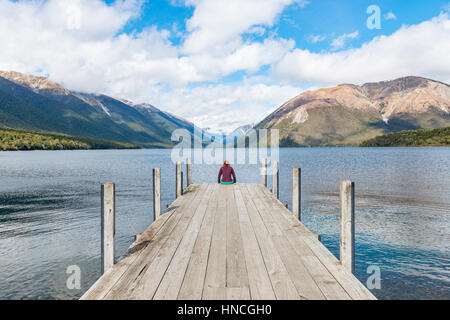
[81,160,376,300]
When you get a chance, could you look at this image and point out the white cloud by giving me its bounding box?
[275,13,450,86]
[0,0,449,132]
[149,82,304,133]
[0,0,294,89]
[330,31,359,51]
[0,0,301,131]
[384,12,397,20]
[182,0,306,55]
[308,34,326,43]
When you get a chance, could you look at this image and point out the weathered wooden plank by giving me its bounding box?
[178,185,218,300]
[256,184,314,256]
[128,184,214,300]
[233,184,275,300]
[153,168,161,221]
[203,185,227,300]
[301,234,376,300]
[101,182,115,274]
[255,184,375,300]
[273,161,279,199]
[186,157,192,186]
[104,184,207,299]
[84,181,375,301]
[247,184,325,300]
[176,161,182,198]
[225,185,249,291]
[241,184,300,300]
[153,184,215,300]
[226,287,251,300]
[292,167,301,220]
[81,184,200,300]
[262,158,267,187]
[301,256,351,300]
[340,180,355,274]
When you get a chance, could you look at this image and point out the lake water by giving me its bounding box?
[0,148,449,300]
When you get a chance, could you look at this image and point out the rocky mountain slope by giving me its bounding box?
[0,71,196,147]
[256,76,450,146]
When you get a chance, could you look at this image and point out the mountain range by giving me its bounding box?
[256,76,450,146]
[0,71,196,148]
[1,71,449,148]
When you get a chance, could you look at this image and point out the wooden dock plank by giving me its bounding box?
[224,185,249,292]
[248,183,326,300]
[202,185,227,300]
[241,184,300,300]
[153,184,216,300]
[234,184,276,300]
[81,184,200,300]
[257,184,375,300]
[104,183,208,300]
[128,184,214,300]
[83,182,376,300]
[252,184,353,299]
[177,185,218,300]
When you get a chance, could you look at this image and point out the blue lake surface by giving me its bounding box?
[0,147,449,299]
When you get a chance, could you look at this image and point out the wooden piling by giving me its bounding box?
[153,168,161,221]
[262,158,268,187]
[101,182,115,274]
[186,157,192,186]
[292,167,301,221]
[340,180,355,274]
[176,162,182,199]
[273,160,279,199]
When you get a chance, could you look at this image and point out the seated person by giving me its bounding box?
[218,160,236,184]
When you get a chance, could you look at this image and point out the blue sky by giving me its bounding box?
[118,0,448,53]
[0,0,449,131]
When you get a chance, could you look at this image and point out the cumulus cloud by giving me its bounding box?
[0,0,300,131]
[182,0,307,55]
[330,31,359,51]
[0,0,449,132]
[150,82,304,132]
[275,13,450,86]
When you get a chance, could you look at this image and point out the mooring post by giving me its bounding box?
[340,180,355,274]
[176,162,182,198]
[186,157,192,187]
[101,182,115,274]
[153,168,161,221]
[273,160,279,199]
[292,167,301,221]
[262,158,268,187]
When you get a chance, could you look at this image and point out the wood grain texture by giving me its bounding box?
[83,183,375,300]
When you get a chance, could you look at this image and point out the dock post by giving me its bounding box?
[292,167,301,220]
[340,180,355,274]
[181,172,184,195]
[273,160,279,199]
[186,157,192,186]
[262,158,268,187]
[101,182,115,274]
[176,162,182,198]
[153,168,161,221]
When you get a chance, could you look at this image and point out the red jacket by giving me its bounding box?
[218,166,236,183]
